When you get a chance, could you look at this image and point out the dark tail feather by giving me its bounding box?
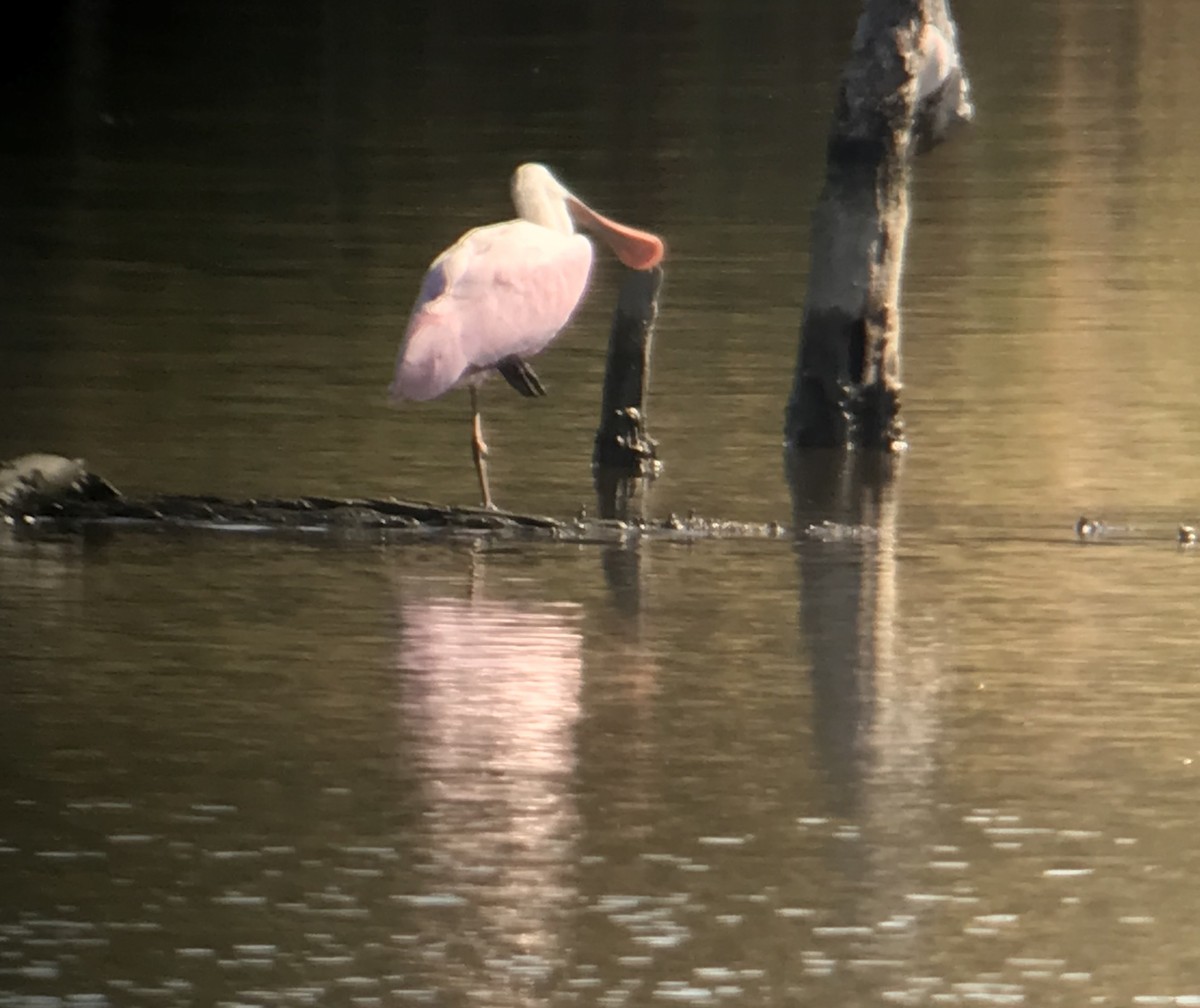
[496,356,547,398]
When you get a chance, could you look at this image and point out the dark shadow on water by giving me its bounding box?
[787,448,906,816]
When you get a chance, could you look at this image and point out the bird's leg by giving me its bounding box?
[469,385,495,510]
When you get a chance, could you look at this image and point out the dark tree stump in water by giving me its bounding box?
[593,266,664,523]
[593,266,662,473]
[784,0,972,451]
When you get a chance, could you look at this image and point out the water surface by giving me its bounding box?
[5,1,1200,1005]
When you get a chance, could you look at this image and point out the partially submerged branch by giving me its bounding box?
[0,454,788,543]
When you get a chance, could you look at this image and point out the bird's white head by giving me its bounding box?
[510,162,665,271]
[511,163,574,234]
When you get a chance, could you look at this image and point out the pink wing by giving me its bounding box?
[390,220,594,402]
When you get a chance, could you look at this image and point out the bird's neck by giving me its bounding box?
[512,181,574,234]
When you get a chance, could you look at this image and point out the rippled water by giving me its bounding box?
[6,0,1200,1005]
[6,530,1200,1006]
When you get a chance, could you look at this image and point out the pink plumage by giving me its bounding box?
[390,220,593,402]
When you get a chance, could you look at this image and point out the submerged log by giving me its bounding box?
[0,453,561,535]
[0,454,789,543]
[784,0,972,451]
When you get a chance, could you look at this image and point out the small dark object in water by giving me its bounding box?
[1074,515,1104,539]
[1178,525,1196,546]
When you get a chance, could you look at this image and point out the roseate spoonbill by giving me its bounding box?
[389,162,665,510]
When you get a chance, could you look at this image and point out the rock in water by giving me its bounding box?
[0,453,120,516]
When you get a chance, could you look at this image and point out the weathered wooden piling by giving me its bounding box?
[593,266,663,472]
[784,0,972,452]
[593,266,663,520]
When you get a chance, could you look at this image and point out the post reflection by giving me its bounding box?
[392,556,582,994]
[787,450,936,818]
[788,448,942,982]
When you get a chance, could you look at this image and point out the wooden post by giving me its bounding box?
[784,0,972,451]
[593,266,663,520]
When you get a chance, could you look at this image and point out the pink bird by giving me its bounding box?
[389,162,665,510]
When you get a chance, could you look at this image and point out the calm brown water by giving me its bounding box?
[5,1,1200,1005]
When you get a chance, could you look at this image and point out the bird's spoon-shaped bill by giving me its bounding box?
[565,195,665,271]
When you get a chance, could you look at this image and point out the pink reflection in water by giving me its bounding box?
[395,582,582,987]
